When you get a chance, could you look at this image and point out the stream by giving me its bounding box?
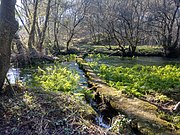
[86,56,180,67]
[7,56,180,84]
[7,62,119,130]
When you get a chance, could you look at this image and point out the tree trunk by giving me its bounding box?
[13,34,27,66]
[27,0,39,57]
[54,20,60,52]
[164,5,180,57]
[38,0,51,52]
[53,0,60,53]
[66,33,74,53]
[0,0,18,90]
[128,44,137,57]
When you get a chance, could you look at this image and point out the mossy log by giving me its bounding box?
[76,57,180,135]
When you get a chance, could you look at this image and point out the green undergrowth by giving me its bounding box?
[136,45,163,55]
[89,62,180,97]
[28,64,80,92]
[81,44,163,56]
[159,111,180,129]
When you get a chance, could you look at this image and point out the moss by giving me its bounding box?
[172,116,180,129]
[141,103,158,113]
[158,111,180,130]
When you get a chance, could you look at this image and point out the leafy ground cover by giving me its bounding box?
[2,57,179,134]
[88,59,180,128]
[78,44,164,56]
[135,45,163,56]
[29,64,80,92]
[90,62,180,100]
[93,64,180,97]
[1,62,137,134]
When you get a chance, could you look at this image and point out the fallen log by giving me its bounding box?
[11,53,59,67]
[76,57,180,135]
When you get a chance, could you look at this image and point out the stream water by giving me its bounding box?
[7,68,21,84]
[7,61,126,131]
[7,67,32,84]
[86,56,180,67]
[7,62,114,129]
[7,56,180,84]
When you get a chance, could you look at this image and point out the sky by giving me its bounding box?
[16,0,21,6]
[16,0,23,26]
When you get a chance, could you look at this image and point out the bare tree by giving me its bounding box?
[60,0,89,53]
[110,0,148,56]
[27,0,39,57]
[52,0,62,52]
[149,0,180,57]
[85,0,149,56]
[38,0,51,52]
[14,0,179,57]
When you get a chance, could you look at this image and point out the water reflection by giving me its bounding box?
[7,67,32,84]
[61,62,88,90]
[7,62,88,90]
[87,56,180,67]
[7,68,21,84]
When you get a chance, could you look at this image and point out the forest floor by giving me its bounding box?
[0,85,108,135]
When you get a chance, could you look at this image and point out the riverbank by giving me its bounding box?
[76,45,166,57]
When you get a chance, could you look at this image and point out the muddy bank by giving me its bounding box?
[76,57,180,135]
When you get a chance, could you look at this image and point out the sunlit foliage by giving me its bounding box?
[30,64,80,92]
[91,63,180,96]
